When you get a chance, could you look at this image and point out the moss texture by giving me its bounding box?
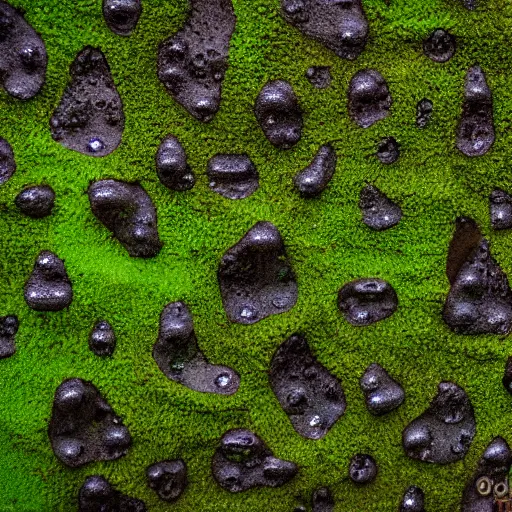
[0,0,511,510]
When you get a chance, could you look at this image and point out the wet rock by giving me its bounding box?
[89,320,116,357]
[255,80,303,149]
[312,487,334,512]
[88,179,162,258]
[207,154,259,200]
[402,381,475,464]
[503,357,512,395]
[24,251,72,311]
[305,66,331,89]
[0,1,47,99]
[155,135,195,191]
[50,46,124,157]
[416,99,433,128]
[359,185,402,231]
[212,429,298,492]
[490,189,512,230]
[360,363,404,415]
[0,315,18,359]
[456,65,494,157]
[423,29,455,63]
[0,137,15,185]
[157,0,236,122]
[348,69,392,128]
[147,459,187,502]
[461,437,511,512]
[79,475,146,512]
[103,0,141,36]
[153,301,239,395]
[400,486,425,512]
[281,0,368,61]
[15,185,55,218]
[376,137,399,164]
[349,454,377,484]
[218,222,298,324]
[293,144,336,198]
[270,333,346,440]
[49,378,131,468]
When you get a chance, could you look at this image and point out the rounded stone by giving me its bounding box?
[376,137,399,164]
[89,320,116,357]
[423,29,456,63]
[349,454,377,485]
[15,185,55,218]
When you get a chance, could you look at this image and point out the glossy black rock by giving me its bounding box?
[207,154,259,200]
[89,320,116,357]
[400,486,425,512]
[281,0,368,60]
[270,333,346,440]
[416,98,433,128]
[402,381,475,464]
[15,185,55,218]
[312,487,334,512]
[218,222,298,324]
[490,189,512,230]
[88,179,162,258]
[103,0,141,36]
[293,144,336,197]
[147,459,187,502]
[153,301,239,395]
[157,0,235,122]
[0,1,47,99]
[49,378,131,468]
[255,80,303,149]
[212,429,298,492]
[503,357,512,394]
[50,47,124,157]
[456,65,494,157]
[0,315,18,359]
[156,135,195,191]
[349,454,377,484]
[306,66,331,89]
[348,69,392,128]
[423,29,455,63]
[376,137,399,164]
[0,137,15,185]
[359,185,402,231]
[360,363,404,415]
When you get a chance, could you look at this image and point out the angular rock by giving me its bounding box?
[147,459,187,502]
[89,320,116,357]
[490,189,512,230]
[281,0,368,60]
[270,333,346,440]
[218,222,298,324]
[0,1,47,99]
[348,69,392,128]
[416,98,433,128]
[0,137,15,185]
[153,301,239,395]
[402,381,475,464]
[24,251,73,311]
[312,487,334,512]
[305,66,331,89]
[157,0,236,122]
[400,486,425,512]
[0,315,18,359]
[423,29,455,63]
[88,179,162,258]
[15,185,55,218]
[360,363,404,415]
[103,0,142,36]
[49,378,131,468]
[255,80,303,149]
[349,454,377,484]
[503,357,512,395]
[359,185,402,231]
[207,154,259,200]
[50,46,124,157]
[212,429,298,492]
[456,65,494,157]
[155,135,195,191]
[376,137,399,164]
[293,144,336,198]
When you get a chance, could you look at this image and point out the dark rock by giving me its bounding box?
[376,137,399,164]
[0,315,18,359]
[255,80,303,149]
[49,378,131,468]
[456,65,494,157]
[50,46,124,157]
[207,154,259,200]
[281,0,368,61]
[400,486,425,512]
[402,381,475,464]
[348,69,392,128]
[155,135,195,191]
[503,357,512,395]
[147,459,187,502]
[103,0,141,36]
[0,137,15,185]
[293,144,336,197]
[24,251,72,311]
[89,320,116,357]
[157,0,236,122]
[423,29,455,63]
[360,363,404,415]
[218,222,298,324]
[153,301,239,395]
[88,179,162,258]
[461,0,478,9]
[15,185,55,218]
[461,437,511,512]
[349,454,377,484]
[312,487,334,512]
[212,429,298,492]
[269,333,346,440]
[79,475,146,512]
[416,99,433,128]
[0,1,47,99]
[294,506,307,512]
[359,185,402,231]
[305,66,331,89]
[490,188,512,230]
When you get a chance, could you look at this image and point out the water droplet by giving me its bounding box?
[309,415,321,427]
[272,295,290,308]
[240,307,256,319]
[88,138,105,153]
[215,373,232,388]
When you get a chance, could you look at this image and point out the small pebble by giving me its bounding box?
[359,184,402,231]
[293,144,336,197]
[207,154,259,200]
[416,99,433,128]
[15,185,55,218]
[312,487,334,512]
[360,363,404,415]
[423,29,456,63]
[400,486,425,512]
[0,315,18,359]
[349,454,377,484]
[103,0,142,36]
[156,135,195,191]
[305,66,331,89]
[89,320,116,357]
[376,137,399,164]
[490,188,512,230]
[147,459,187,502]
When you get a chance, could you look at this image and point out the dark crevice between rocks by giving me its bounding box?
[207,154,259,200]
[0,315,18,359]
[156,135,195,191]
[103,0,142,36]
[147,459,187,502]
[360,363,404,415]
[293,144,336,198]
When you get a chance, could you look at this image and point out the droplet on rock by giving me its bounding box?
[15,185,55,218]
[0,315,18,359]
[305,66,331,89]
[0,137,15,185]
[490,188,512,230]
[103,0,142,36]
[207,154,259,200]
[89,320,116,357]
[423,29,455,63]
[376,137,399,164]
[360,363,404,415]
[359,185,402,231]
[156,135,195,191]
[293,144,336,197]
[349,454,378,484]
[147,459,187,502]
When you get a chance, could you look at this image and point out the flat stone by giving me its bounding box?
[49,378,131,468]
[416,98,433,128]
[402,381,475,464]
[376,137,399,164]
[360,363,404,415]
[152,301,239,395]
[15,185,55,218]
[89,320,116,357]
[24,251,73,311]
[312,487,334,512]
[400,486,425,512]
[293,144,336,197]
[0,315,18,359]
[423,29,455,63]
[349,454,377,484]
[156,135,195,191]
[157,0,236,122]
[359,185,402,231]
[255,80,303,149]
[0,137,15,185]
[207,154,259,200]
[218,222,298,324]
[490,188,512,230]
[269,333,346,440]
[103,0,141,36]
[212,429,298,492]
[0,1,47,99]
[88,179,162,258]
[50,46,124,157]
[147,459,187,502]
[503,357,512,395]
[305,66,331,89]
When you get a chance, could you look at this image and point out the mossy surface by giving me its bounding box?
[0,0,511,510]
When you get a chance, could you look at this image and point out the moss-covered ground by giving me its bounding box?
[1,0,512,510]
